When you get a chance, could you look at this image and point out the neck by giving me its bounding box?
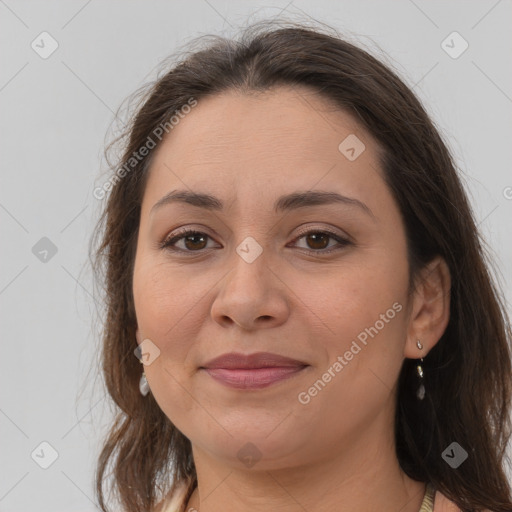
[185,416,426,512]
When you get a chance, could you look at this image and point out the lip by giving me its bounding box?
[203,366,308,389]
[200,352,309,390]
[202,351,308,369]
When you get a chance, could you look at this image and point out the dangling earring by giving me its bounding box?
[139,370,150,396]
[136,336,151,396]
[416,339,425,400]
[137,348,150,396]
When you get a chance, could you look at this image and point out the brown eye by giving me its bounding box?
[182,233,208,250]
[161,230,214,252]
[291,230,351,254]
[304,232,330,250]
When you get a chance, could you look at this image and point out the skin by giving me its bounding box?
[133,86,451,512]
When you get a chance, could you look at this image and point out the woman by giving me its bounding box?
[90,20,512,512]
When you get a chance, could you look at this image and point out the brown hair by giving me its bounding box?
[90,20,512,512]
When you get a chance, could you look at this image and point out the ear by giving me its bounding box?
[404,256,451,359]
[135,327,141,345]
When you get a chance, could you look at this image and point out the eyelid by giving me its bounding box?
[159,225,218,251]
[292,223,352,243]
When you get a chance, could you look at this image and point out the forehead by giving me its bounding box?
[142,86,384,211]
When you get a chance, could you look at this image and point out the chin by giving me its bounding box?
[194,427,306,470]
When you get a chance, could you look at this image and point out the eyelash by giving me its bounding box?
[159,227,352,255]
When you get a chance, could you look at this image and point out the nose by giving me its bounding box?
[210,244,290,331]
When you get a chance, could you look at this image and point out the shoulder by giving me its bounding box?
[433,490,462,512]
[433,489,491,512]
[153,480,189,512]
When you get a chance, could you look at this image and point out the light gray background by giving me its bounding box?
[1,1,511,511]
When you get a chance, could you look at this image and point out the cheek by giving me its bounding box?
[297,254,407,340]
[133,260,209,425]
[133,258,197,361]
[296,253,409,394]
[293,281,407,446]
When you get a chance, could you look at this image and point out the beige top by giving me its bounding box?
[157,481,475,512]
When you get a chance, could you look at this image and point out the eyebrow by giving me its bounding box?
[150,189,375,218]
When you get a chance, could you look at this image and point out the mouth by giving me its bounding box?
[200,352,310,390]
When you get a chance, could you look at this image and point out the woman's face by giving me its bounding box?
[133,86,413,469]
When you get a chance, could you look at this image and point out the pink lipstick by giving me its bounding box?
[200,352,309,390]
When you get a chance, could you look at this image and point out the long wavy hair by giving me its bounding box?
[90,20,512,512]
